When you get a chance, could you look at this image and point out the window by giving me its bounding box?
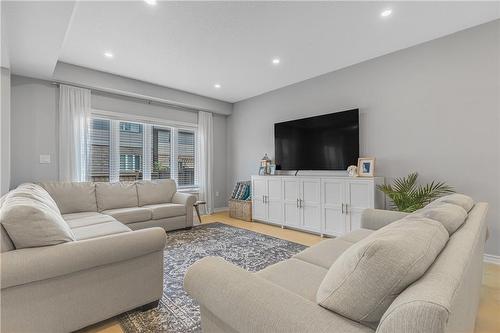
[89,119,111,182]
[177,130,195,187]
[119,122,143,181]
[88,116,197,188]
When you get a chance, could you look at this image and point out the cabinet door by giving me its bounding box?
[282,178,300,227]
[345,180,374,232]
[322,179,347,236]
[267,178,283,224]
[252,178,268,221]
[301,179,321,232]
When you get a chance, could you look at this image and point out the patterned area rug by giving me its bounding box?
[118,222,307,333]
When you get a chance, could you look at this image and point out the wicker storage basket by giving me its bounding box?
[229,199,252,222]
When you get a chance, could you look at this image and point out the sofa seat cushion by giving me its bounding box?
[40,181,97,214]
[144,203,186,220]
[316,217,449,326]
[293,238,354,269]
[71,221,131,240]
[95,182,138,212]
[137,179,176,206]
[257,258,328,302]
[1,195,75,249]
[63,212,117,229]
[338,228,373,244]
[102,207,152,224]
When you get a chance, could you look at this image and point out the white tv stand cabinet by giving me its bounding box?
[251,175,385,237]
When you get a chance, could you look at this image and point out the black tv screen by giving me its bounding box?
[274,109,359,170]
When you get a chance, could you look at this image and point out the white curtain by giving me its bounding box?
[197,111,213,214]
[58,85,91,182]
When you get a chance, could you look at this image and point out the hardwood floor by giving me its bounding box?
[81,211,500,333]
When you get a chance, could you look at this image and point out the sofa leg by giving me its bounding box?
[139,300,159,312]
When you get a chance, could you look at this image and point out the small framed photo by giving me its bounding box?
[357,157,375,177]
[270,164,276,175]
[258,166,265,175]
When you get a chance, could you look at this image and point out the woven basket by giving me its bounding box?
[229,199,252,222]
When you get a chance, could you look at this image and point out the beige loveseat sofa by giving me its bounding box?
[1,180,196,333]
[185,195,488,333]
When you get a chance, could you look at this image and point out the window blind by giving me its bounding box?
[88,116,197,188]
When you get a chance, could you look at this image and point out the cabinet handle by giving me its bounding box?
[341,203,344,214]
[300,199,303,208]
[265,195,268,203]
[262,195,265,203]
[296,198,299,208]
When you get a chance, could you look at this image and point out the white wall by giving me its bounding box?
[0,67,11,195]
[228,20,500,256]
[10,75,229,208]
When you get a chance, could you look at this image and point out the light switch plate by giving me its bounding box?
[39,154,51,164]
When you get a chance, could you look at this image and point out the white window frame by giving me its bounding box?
[89,109,199,189]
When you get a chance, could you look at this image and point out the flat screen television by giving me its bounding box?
[274,109,359,171]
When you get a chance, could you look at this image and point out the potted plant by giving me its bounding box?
[377,172,454,213]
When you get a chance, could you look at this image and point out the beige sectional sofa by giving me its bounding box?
[0,180,196,333]
[185,194,488,333]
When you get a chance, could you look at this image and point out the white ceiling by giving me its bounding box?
[3,1,500,103]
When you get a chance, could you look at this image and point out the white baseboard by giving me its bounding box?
[484,254,500,265]
[213,206,229,213]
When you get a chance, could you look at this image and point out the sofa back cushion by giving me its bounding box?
[136,179,176,206]
[1,192,75,249]
[427,193,474,212]
[414,203,467,235]
[40,182,97,214]
[0,194,15,252]
[12,183,61,214]
[96,182,138,212]
[316,216,449,326]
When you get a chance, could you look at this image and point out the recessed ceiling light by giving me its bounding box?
[272,58,280,65]
[144,0,157,5]
[104,51,114,58]
[214,84,221,89]
[380,9,392,17]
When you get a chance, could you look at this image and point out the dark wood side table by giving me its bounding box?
[193,200,206,223]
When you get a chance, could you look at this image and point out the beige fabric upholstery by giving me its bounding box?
[184,256,374,333]
[71,221,131,240]
[96,182,138,212]
[136,179,176,206]
[317,217,449,325]
[1,225,14,253]
[338,228,373,243]
[414,203,468,235]
[1,195,75,249]
[257,258,328,301]
[12,183,61,214]
[1,227,166,289]
[102,207,152,224]
[145,203,186,219]
[172,192,197,227]
[127,216,187,231]
[63,212,116,228]
[2,250,164,333]
[40,181,97,214]
[377,203,488,333]
[428,193,474,212]
[293,238,353,269]
[361,209,410,231]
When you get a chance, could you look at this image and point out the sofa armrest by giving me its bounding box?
[172,192,196,207]
[361,208,410,230]
[1,227,166,289]
[184,257,373,333]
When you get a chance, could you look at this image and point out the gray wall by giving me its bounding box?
[53,62,233,115]
[10,75,228,208]
[1,67,11,195]
[228,20,500,256]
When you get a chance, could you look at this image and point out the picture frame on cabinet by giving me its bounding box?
[270,164,276,175]
[357,157,375,177]
[258,166,265,175]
